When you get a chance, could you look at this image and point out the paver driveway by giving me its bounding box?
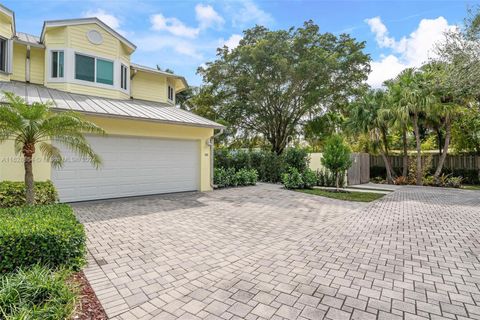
[74,184,480,320]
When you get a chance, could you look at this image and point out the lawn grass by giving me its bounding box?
[462,185,480,190]
[296,188,385,202]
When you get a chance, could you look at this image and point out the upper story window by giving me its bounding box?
[0,38,8,73]
[51,51,64,78]
[75,53,113,85]
[120,64,128,90]
[168,85,174,101]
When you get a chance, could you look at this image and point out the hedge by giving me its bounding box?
[214,168,258,188]
[0,181,58,208]
[0,204,86,273]
[370,166,479,184]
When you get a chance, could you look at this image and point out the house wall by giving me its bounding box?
[131,71,168,102]
[30,47,45,84]
[0,117,214,192]
[11,42,26,82]
[0,10,14,82]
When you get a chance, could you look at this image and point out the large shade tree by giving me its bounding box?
[198,21,370,154]
[0,92,104,205]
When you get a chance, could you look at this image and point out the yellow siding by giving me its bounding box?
[82,116,214,192]
[65,83,129,99]
[11,43,26,82]
[0,12,13,38]
[43,27,66,45]
[0,73,9,81]
[30,47,45,84]
[0,140,51,182]
[67,24,119,58]
[131,71,167,102]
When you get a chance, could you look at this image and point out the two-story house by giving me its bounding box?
[0,4,223,202]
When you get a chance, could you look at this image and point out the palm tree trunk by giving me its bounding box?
[402,128,408,177]
[413,113,422,186]
[380,151,394,184]
[434,118,451,185]
[23,144,35,205]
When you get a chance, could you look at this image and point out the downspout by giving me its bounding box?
[207,128,224,189]
[25,45,30,83]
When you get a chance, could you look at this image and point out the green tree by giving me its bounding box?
[198,21,370,154]
[304,111,344,152]
[452,107,480,154]
[321,135,352,191]
[347,90,396,184]
[0,92,104,205]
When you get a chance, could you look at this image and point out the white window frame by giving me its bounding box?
[74,52,115,87]
[50,50,65,79]
[167,85,174,102]
[0,37,12,74]
[120,64,128,91]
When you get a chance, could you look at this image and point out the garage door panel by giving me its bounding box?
[52,135,200,202]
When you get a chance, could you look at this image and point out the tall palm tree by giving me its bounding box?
[0,92,105,205]
[392,68,435,185]
[348,89,396,184]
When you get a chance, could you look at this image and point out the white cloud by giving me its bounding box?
[135,35,203,59]
[233,0,273,27]
[365,16,456,88]
[195,4,224,30]
[222,34,242,50]
[84,9,120,29]
[150,14,199,38]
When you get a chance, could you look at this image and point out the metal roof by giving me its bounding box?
[15,32,43,47]
[0,81,224,129]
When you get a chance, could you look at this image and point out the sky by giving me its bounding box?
[3,0,480,87]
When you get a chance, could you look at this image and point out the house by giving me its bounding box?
[0,4,224,202]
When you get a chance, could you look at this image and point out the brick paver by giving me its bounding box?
[73,184,480,319]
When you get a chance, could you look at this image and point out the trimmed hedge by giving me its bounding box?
[214,168,258,188]
[0,204,86,273]
[0,181,58,208]
[0,265,78,319]
[282,168,317,189]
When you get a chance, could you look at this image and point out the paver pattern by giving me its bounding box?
[73,184,480,319]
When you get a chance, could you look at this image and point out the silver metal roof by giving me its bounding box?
[0,81,224,129]
[15,32,43,47]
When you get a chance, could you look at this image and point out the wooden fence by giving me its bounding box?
[370,154,480,170]
[348,153,370,185]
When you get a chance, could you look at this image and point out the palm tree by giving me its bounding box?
[348,89,396,184]
[391,68,435,186]
[0,92,105,205]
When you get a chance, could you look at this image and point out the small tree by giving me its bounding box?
[321,135,352,191]
[0,92,105,205]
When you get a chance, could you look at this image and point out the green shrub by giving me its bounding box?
[236,169,258,186]
[446,176,463,188]
[214,168,258,188]
[302,169,317,189]
[283,148,309,173]
[317,169,345,188]
[282,167,304,189]
[0,204,86,273]
[0,181,58,208]
[0,265,78,320]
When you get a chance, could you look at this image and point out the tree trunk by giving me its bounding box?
[335,172,339,192]
[402,128,408,177]
[413,113,423,186]
[437,129,443,155]
[23,143,35,205]
[380,151,394,184]
[434,118,451,185]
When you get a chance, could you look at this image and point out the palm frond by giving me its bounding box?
[39,142,63,168]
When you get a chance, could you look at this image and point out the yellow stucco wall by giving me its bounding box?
[0,116,214,192]
[309,153,324,171]
[0,140,52,182]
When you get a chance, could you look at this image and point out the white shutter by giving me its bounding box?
[6,39,13,73]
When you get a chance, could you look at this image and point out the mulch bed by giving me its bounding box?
[72,271,108,320]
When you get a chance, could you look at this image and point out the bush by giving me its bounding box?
[0,204,86,273]
[302,169,317,189]
[214,168,258,188]
[317,169,342,187]
[321,135,352,190]
[0,265,78,319]
[0,181,58,208]
[446,176,463,188]
[283,148,309,173]
[282,168,304,189]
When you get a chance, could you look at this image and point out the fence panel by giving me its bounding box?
[370,154,480,171]
[347,153,370,185]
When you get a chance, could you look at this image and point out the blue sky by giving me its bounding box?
[3,0,479,87]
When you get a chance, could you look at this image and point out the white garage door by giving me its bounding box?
[52,135,200,202]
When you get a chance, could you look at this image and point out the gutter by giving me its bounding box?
[207,128,224,189]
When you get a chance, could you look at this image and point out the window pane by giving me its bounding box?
[0,39,6,72]
[75,54,95,82]
[96,59,113,85]
[59,51,64,78]
[51,51,58,78]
